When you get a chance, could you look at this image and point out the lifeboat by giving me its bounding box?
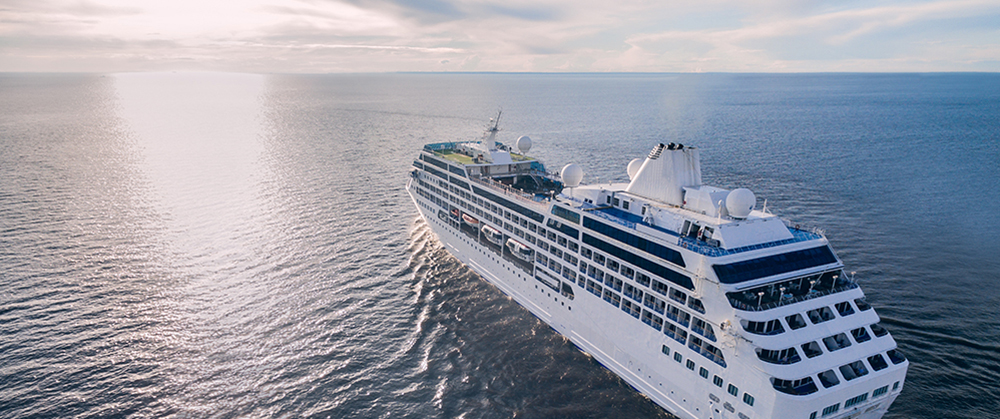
[481,224,503,245]
[506,238,534,262]
[462,213,480,227]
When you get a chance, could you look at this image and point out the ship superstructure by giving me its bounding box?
[405,114,908,419]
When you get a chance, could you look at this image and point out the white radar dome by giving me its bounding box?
[516,136,532,154]
[561,164,584,188]
[627,158,643,180]
[726,188,756,219]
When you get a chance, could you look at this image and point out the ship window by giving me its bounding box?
[621,266,635,280]
[771,376,818,396]
[870,323,888,337]
[807,307,835,324]
[823,333,852,352]
[756,347,801,365]
[712,246,837,284]
[581,247,592,259]
[844,393,868,409]
[699,367,709,379]
[621,300,641,319]
[664,323,687,344]
[606,195,612,204]
[743,393,754,406]
[674,352,683,363]
[834,301,854,317]
[613,197,620,207]
[561,282,575,300]
[551,205,581,224]
[604,289,621,308]
[786,314,807,330]
[687,298,706,314]
[822,403,839,416]
[851,327,871,343]
[661,345,670,356]
[651,280,669,296]
[810,412,817,419]
[686,359,695,370]
[666,305,691,327]
[818,369,840,388]
[569,242,579,252]
[801,341,823,358]
[742,319,783,335]
[582,218,687,268]
[472,185,545,223]
[643,293,666,314]
[893,381,899,391]
[636,272,651,287]
[854,298,872,311]
[623,284,641,302]
[623,201,630,210]
[607,260,620,272]
[529,223,537,233]
[839,361,868,381]
[873,385,889,398]
[868,354,889,371]
[724,402,735,413]
[593,253,606,266]
[669,288,687,305]
[713,375,723,387]
[691,318,715,340]
[728,384,738,397]
[886,349,907,365]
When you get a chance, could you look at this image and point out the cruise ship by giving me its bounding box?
[405,113,908,419]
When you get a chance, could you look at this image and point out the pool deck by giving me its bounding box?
[434,150,535,166]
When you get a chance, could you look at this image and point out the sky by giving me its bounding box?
[1,0,999,73]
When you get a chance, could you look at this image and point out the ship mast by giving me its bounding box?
[484,109,502,147]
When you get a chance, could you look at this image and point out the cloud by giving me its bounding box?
[1,0,998,72]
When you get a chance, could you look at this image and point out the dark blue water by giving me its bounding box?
[1,72,998,418]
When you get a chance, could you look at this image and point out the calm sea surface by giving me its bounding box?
[1,72,998,418]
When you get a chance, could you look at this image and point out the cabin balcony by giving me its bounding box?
[726,270,858,312]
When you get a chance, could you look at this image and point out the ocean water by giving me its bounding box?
[1,72,998,419]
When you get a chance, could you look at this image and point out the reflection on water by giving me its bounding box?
[1,73,998,419]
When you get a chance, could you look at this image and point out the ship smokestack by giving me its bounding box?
[625,144,702,206]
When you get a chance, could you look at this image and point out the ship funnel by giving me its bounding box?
[625,143,702,206]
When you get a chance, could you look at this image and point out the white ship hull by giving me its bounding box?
[408,183,902,419]
[406,128,907,419]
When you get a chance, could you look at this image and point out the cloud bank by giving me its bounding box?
[1,0,998,72]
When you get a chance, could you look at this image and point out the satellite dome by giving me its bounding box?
[726,188,756,219]
[516,136,532,154]
[627,158,643,180]
[561,164,583,188]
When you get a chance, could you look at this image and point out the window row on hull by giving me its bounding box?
[771,348,906,396]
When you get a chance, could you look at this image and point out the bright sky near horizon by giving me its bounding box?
[2,0,999,73]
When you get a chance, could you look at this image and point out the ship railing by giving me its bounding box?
[729,282,860,312]
[468,175,547,205]
[677,227,822,257]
